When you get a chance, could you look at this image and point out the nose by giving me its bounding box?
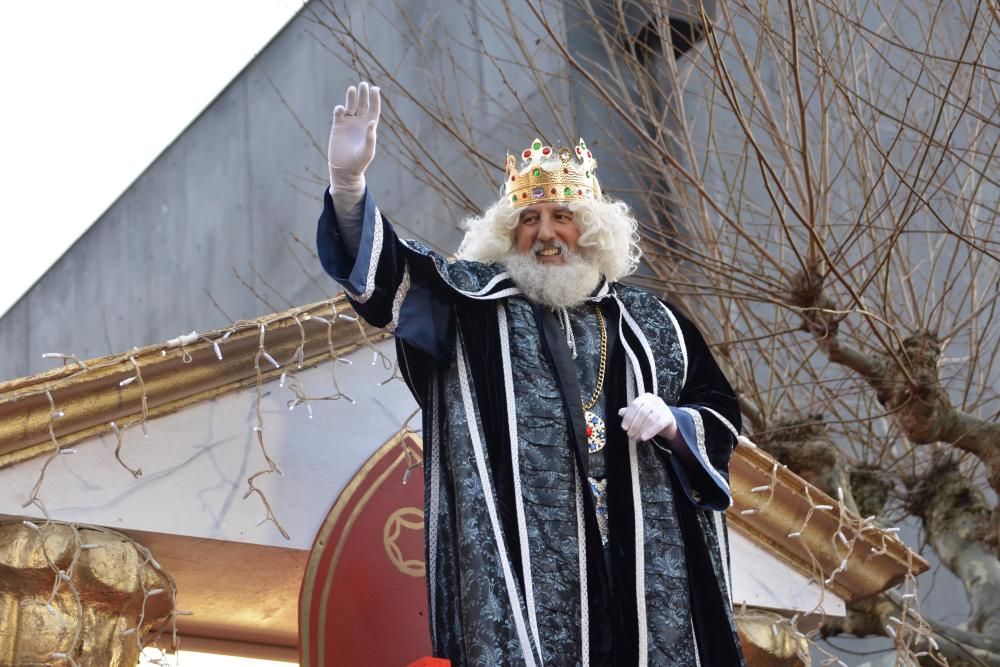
[537,214,556,242]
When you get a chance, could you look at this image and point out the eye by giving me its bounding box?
[520,216,539,225]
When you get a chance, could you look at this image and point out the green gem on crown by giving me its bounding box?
[532,141,541,150]
[512,195,518,203]
[563,186,573,197]
[532,168,541,177]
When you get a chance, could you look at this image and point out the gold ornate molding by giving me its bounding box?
[0,296,386,470]
[0,521,174,666]
[728,443,928,601]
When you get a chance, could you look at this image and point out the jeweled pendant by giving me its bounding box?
[585,409,606,453]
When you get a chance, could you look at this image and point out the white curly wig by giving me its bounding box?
[455,194,643,282]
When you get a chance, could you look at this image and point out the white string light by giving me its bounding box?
[242,321,290,539]
[11,298,388,558]
[165,332,199,348]
[19,296,946,664]
[729,441,938,665]
[41,352,89,370]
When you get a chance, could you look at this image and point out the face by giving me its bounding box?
[513,202,581,265]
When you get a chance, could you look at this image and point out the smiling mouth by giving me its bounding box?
[537,247,562,257]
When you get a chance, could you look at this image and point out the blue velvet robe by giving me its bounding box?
[317,190,745,666]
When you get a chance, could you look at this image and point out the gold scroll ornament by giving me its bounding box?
[735,609,811,666]
[0,521,175,666]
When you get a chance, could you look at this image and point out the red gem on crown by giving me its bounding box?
[522,149,531,158]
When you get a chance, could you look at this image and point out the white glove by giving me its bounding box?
[328,81,381,197]
[618,393,679,442]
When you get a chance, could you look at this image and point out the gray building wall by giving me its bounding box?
[0,0,569,381]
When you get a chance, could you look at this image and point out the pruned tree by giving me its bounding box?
[306,0,1000,663]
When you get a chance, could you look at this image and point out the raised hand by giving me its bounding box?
[328,81,381,194]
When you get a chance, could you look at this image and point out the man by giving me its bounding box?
[318,82,745,666]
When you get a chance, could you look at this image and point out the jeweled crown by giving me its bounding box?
[505,138,601,208]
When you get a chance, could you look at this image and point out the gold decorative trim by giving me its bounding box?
[0,296,386,470]
[727,443,929,602]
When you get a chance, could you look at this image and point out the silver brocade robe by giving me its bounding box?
[317,190,746,666]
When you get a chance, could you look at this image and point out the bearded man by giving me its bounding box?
[317,82,745,666]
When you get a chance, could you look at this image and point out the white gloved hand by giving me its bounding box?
[618,393,679,442]
[328,81,381,196]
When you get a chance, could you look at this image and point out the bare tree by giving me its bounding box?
[307,0,1000,663]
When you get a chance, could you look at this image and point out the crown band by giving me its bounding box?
[505,138,601,208]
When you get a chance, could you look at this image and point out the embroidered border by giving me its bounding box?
[575,474,590,667]
[498,304,544,664]
[432,265,521,300]
[616,300,647,397]
[457,286,522,301]
[346,207,384,304]
[387,262,411,333]
[455,334,537,667]
[625,361,649,666]
[428,374,440,645]
[677,407,731,495]
[462,271,513,296]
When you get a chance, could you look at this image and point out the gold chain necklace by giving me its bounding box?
[582,306,608,452]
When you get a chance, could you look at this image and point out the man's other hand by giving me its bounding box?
[618,393,678,442]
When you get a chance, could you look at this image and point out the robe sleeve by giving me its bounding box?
[657,309,742,511]
[316,187,454,362]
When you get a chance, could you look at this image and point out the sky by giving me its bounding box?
[0,1,302,319]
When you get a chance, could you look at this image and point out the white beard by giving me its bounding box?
[502,241,602,308]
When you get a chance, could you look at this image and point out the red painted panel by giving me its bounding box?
[300,435,433,666]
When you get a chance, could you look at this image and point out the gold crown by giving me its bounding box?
[505,138,601,208]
